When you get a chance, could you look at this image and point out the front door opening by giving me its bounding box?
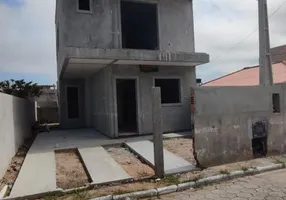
[116,79,138,134]
[120,0,159,50]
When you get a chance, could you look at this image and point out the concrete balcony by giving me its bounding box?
[60,47,209,78]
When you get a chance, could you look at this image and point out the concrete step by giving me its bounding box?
[78,146,132,185]
[125,140,195,174]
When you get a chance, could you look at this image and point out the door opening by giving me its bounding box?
[120,0,159,50]
[116,79,138,135]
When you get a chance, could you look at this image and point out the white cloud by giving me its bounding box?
[0,0,56,82]
[0,0,285,84]
[194,0,286,82]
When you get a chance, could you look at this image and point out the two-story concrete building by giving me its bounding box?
[55,0,209,138]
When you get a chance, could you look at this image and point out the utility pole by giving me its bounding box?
[258,0,273,86]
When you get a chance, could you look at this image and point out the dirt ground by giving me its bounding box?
[0,137,34,195]
[40,180,168,200]
[105,145,155,179]
[163,138,196,164]
[55,149,90,189]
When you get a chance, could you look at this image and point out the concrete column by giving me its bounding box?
[152,87,164,177]
[258,0,273,86]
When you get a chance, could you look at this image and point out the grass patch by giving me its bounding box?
[71,190,90,200]
[113,189,134,195]
[218,169,230,175]
[240,166,249,171]
[161,175,180,185]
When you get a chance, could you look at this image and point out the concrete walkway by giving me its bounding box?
[126,141,195,174]
[78,147,132,185]
[8,130,190,198]
[10,137,57,197]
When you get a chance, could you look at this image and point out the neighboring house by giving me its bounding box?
[203,61,286,86]
[55,0,209,138]
[271,45,286,63]
[34,85,59,123]
[204,45,286,87]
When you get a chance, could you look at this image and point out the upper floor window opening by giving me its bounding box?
[78,0,92,12]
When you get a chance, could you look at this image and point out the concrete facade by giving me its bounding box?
[56,0,209,137]
[0,93,35,178]
[193,84,286,167]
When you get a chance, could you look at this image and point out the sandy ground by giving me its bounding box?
[163,138,196,164]
[55,149,90,189]
[105,145,155,179]
[0,137,34,194]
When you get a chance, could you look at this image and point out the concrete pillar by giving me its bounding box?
[152,87,164,177]
[258,0,273,86]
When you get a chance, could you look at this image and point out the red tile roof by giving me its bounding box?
[203,61,286,86]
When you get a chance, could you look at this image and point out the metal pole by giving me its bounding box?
[258,0,273,86]
[152,87,164,178]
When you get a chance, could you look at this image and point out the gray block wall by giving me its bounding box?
[193,84,286,167]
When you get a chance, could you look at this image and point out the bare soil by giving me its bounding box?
[105,145,155,179]
[163,138,196,164]
[55,149,90,189]
[0,137,34,195]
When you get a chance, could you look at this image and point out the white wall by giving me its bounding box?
[0,93,35,178]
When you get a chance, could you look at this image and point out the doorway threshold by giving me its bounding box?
[118,132,138,137]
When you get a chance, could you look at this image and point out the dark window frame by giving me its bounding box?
[77,0,92,13]
[272,93,281,113]
[154,78,181,105]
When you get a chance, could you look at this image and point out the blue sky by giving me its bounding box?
[0,0,23,7]
[0,0,286,84]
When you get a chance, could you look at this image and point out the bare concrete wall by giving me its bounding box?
[59,0,195,52]
[91,66,114,137]
[111,65,196,135]
[0,93,35,178]
[193,84,286,167]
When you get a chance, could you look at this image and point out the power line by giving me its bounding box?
[210,0,286,63]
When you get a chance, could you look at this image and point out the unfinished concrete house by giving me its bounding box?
[55,0,209,138]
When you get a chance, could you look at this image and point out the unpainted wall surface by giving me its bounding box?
[90,66,114,137]
[112,65,196,135]
[193,84,286,167]
[0,93,35,178]
[59,0,195,52]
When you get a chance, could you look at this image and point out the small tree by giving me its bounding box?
[0,79,42,99]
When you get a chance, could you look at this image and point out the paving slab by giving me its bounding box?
[10,145,57,197]
[78,146,132,185]
[125,141,195,174]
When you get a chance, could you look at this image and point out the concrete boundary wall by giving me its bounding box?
[0,93,35,178]
[192,84,286,167]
